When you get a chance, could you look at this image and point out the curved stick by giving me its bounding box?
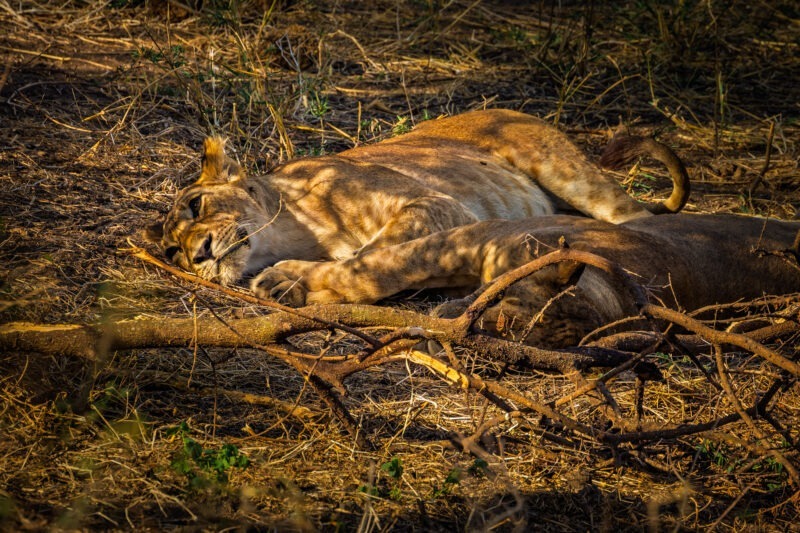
[454,247,649,334]
[643,304,800,377]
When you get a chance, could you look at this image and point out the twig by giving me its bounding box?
[603,409,754,445]
[713,344,800,487]
[747,119,775,201]
[403,349,604,440]
[117,368,317,421]
[554,338,662,408]
[307,373,372,450]
[643,304,800,377]
[129,243,382,347]
[454,248,648,335]
[318,29,381,72]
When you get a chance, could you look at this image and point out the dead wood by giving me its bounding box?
[588,319,799,354]
[452,247,649,334]
[642,304,800,377]
[713,344,800,487]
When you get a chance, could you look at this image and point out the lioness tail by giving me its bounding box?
[599,135,690,214]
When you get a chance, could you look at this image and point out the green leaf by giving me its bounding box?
[468,459,488,476]
[183,437,203,460]
[165,421,190,437]
[444,468,462,485]
[380,457,403,480]
[170,457,193,475]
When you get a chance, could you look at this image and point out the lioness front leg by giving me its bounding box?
[356,195,478,255]
[252,229,485,307]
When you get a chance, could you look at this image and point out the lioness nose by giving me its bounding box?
[192,235,214,264]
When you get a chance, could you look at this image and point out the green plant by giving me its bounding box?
[696,439,738,472]
[737,193,753,214]
[381,457,403,500]
[467,458,488,477]
[295,146,326,157]
[627,172,656,197]
[392,116,411,136]
[751,447,789,492]
[653,351,692,372]
[133,45,186,68]
[359,117,383,142]
[167,422,250,490]
[696,439,790,493]
[358,457,404,500]
[308,90,330,119]
[381,457,403,480]
[431,467,461,498]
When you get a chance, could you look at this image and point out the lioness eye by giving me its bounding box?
[188,196,202,218]
[165,246,180,261]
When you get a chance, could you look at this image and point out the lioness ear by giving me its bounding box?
[554,260,586,287]
[143,222,164,243]
[197,136,244,185]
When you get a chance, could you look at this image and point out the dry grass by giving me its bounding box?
[1,0,799,530]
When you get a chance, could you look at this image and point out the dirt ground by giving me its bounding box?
[1,1,799,531]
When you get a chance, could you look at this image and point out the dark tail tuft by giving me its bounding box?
[599,135,647,170]
[599,135,691,214]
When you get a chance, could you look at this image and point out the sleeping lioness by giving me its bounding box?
[253,214,800,347]
[146,109,689,287]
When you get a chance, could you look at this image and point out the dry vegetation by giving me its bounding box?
[1,0,800,530]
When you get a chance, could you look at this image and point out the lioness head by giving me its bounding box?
[145,137,279,285]
[434,261,606,347]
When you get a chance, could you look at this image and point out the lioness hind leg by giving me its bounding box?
[356,195,479,255]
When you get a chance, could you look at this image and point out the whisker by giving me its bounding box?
[214,197,285,266]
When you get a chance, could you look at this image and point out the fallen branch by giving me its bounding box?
[130,244,383,347]
[130,244,622,374]
[588,318,799,354]
[453,246,649,334]
[643,304,800,377]
[0,309,615,374]
[713,344,800,487]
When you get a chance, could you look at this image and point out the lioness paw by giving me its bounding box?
[251,268,308,307]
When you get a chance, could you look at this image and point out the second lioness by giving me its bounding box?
[147,109,689,286]
[256,214,800,346]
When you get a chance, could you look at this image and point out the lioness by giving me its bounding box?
[146,109,689,286]
[253,214,800,347]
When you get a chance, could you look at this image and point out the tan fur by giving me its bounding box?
[147,109,690,287]
[254,214,800,347]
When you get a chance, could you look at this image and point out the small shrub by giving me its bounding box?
[166,421,250,490]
